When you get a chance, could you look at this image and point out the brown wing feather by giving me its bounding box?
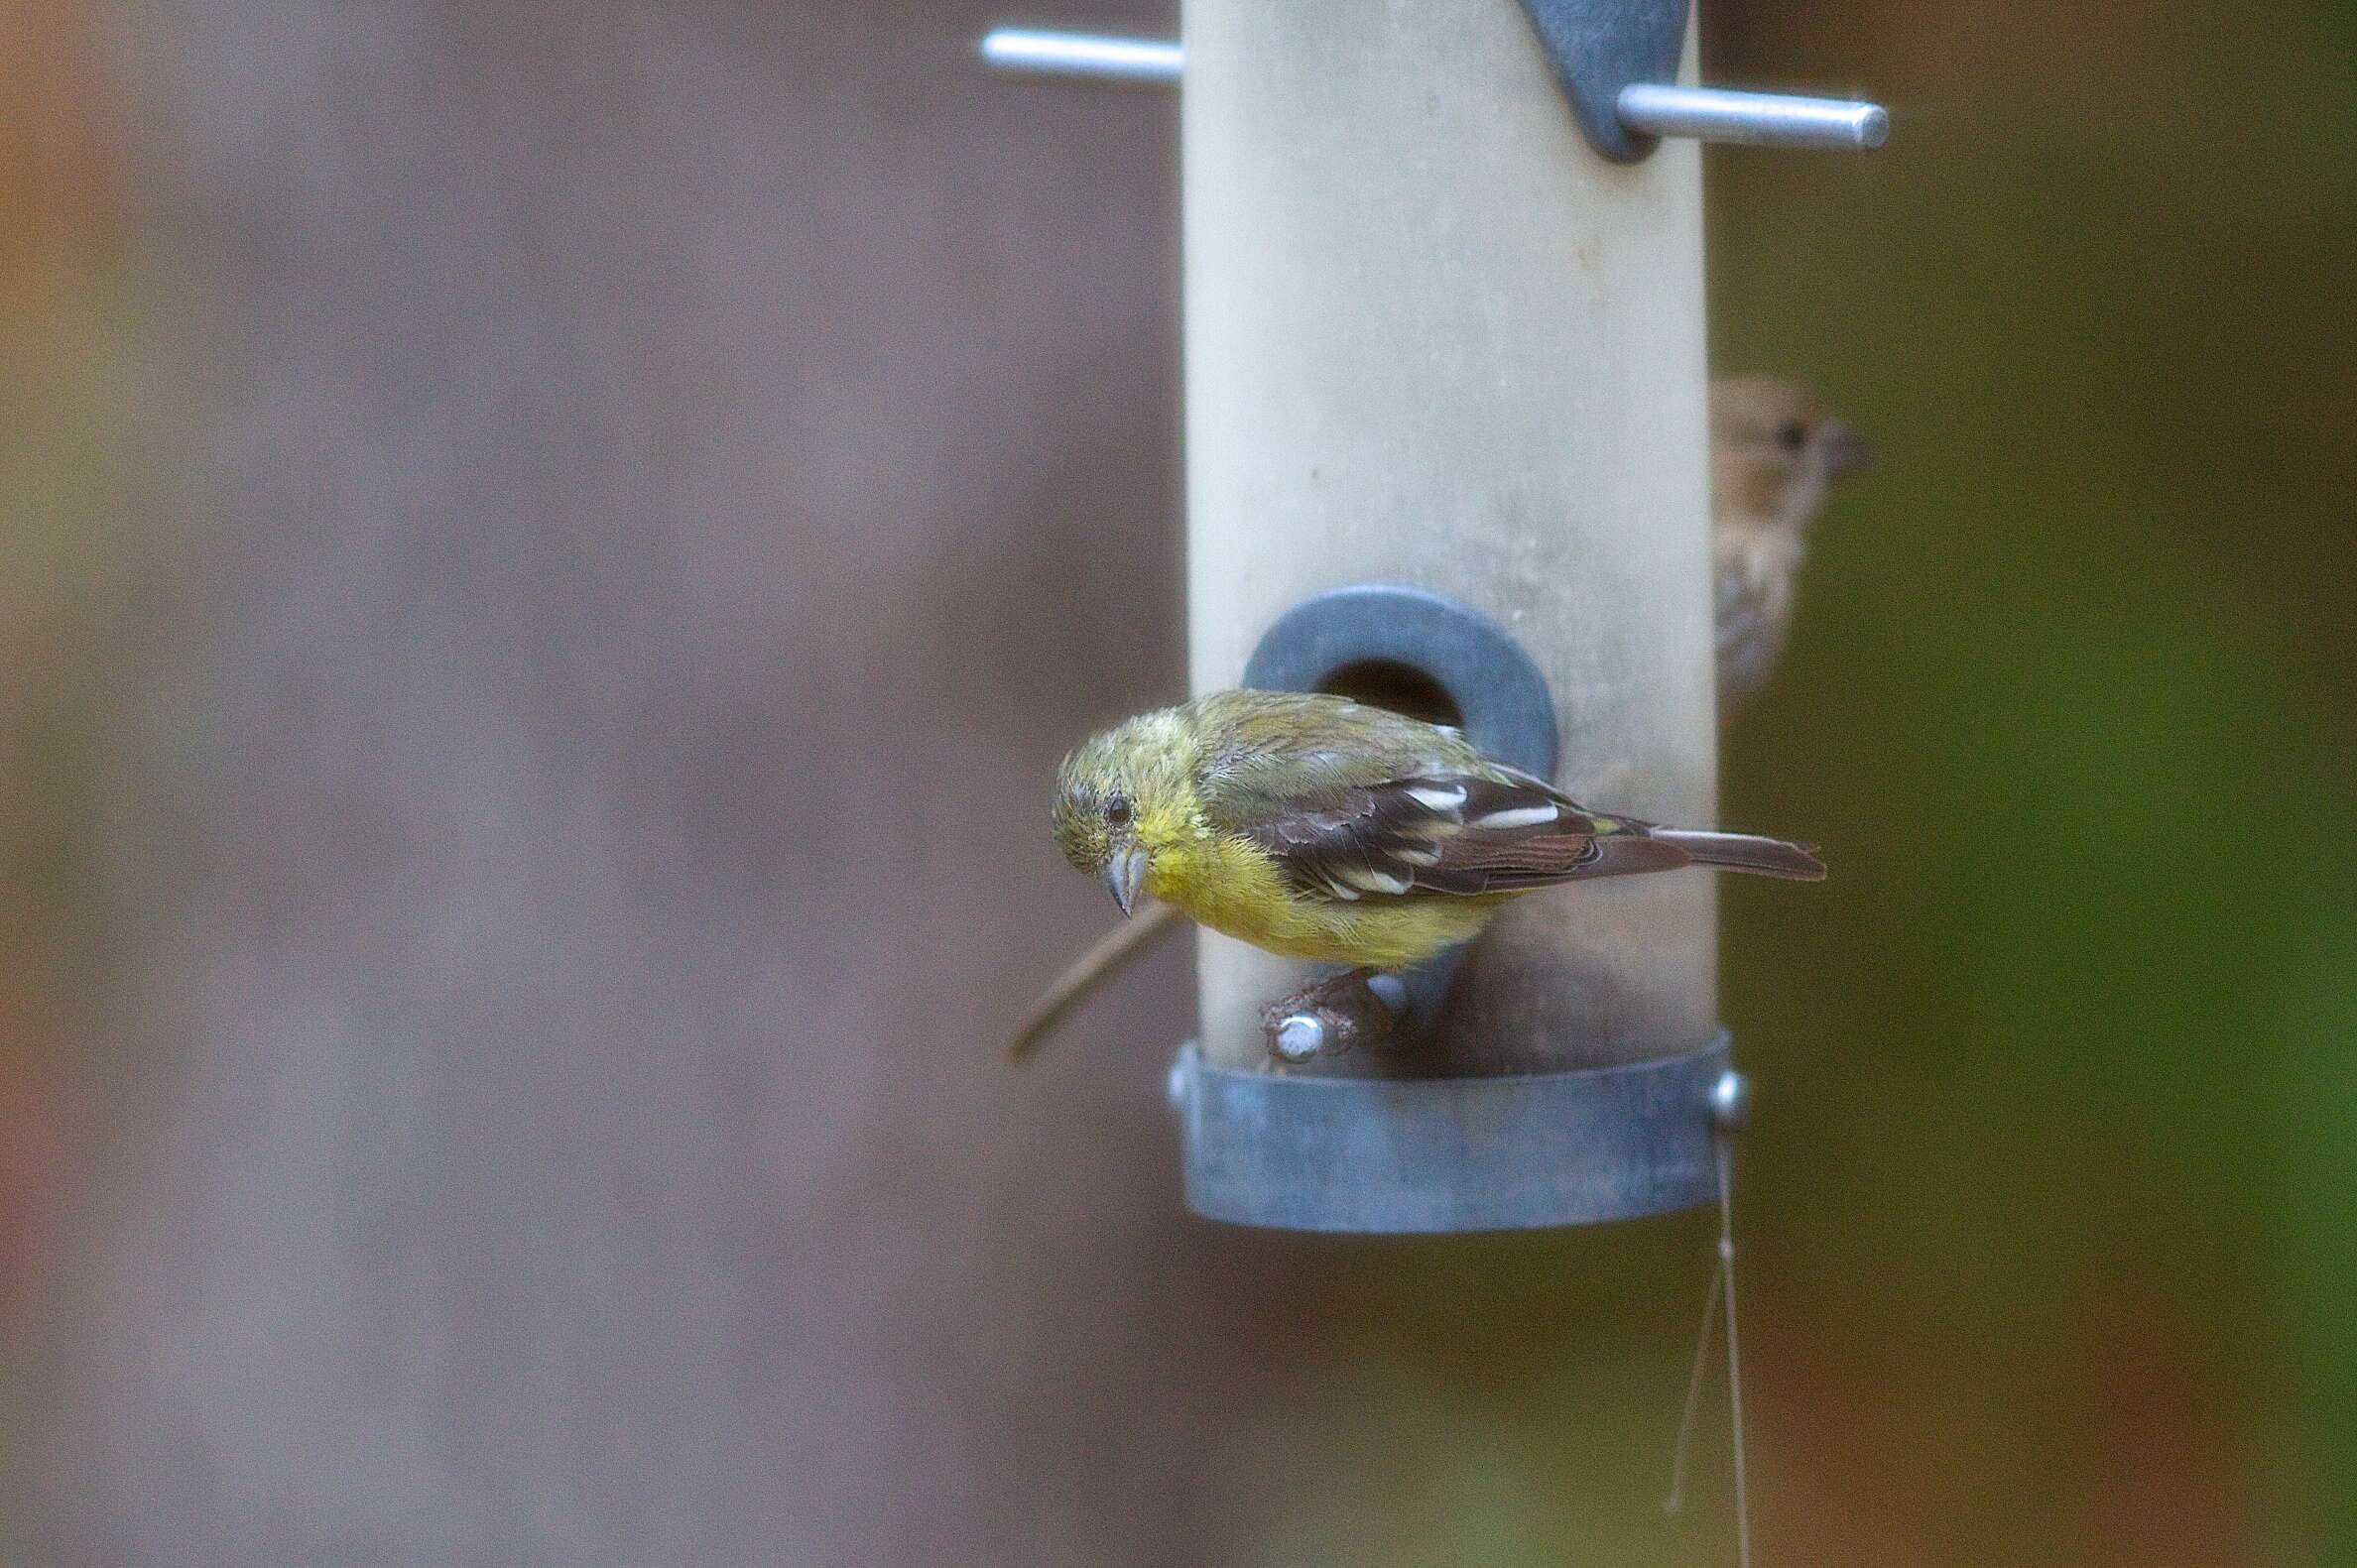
[1245,771,1685,902]
[1441,830,1695,883]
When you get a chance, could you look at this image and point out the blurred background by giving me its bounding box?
[2,0,2352,1563]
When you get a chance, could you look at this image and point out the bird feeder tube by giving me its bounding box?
[1172,0,1721,1231]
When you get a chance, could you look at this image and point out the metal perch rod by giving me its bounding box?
[978,28,1887,153]
[977,28,1183,86]
[1617,82,1886,150]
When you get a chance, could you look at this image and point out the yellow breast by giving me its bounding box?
[1143,830,1500,970]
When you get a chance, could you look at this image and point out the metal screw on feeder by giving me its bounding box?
[1710,1068,1753,1136]
[976,18,1888,160]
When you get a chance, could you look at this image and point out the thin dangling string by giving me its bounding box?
[1716,1134,1752,1568]
[1664,1130,1751,1568]
[1663,1247,1723,1514]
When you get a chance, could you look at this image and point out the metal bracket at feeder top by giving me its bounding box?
[977,15,1887,160]
[1515,0,1887,160]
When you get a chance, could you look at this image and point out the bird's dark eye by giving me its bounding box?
[1105,793,1133,825]
[1776,421,1808,451]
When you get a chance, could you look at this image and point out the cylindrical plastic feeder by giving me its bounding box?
[1173,0,1722,1232]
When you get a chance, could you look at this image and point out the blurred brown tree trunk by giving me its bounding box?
[18,3,1306,1563]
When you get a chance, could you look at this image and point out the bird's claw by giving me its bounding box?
[1258,968,1409,1062]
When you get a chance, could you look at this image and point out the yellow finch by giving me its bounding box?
[1710,376,1871,716]
[1008,378,1862,1059]
[1053,689,1822,975]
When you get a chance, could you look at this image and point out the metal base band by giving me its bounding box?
[1172,1032,1736,1234]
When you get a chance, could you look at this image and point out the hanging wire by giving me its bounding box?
[1717,1135,1752,1568]
[1664,1130,1752,1568]
[1664,1250,1725,1515]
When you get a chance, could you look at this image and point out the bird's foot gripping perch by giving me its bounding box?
[1260,968,1412,1063]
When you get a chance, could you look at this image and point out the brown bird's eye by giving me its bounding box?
[1776,421,1808,451]
[1105,793,1133,825]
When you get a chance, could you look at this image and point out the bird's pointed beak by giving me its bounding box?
[1819,420,1874,477]
[1102,846,1149,917]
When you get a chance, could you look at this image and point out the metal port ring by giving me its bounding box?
[1242,582,1559,782]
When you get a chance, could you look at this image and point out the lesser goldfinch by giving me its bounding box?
[1008,378,1863,1061]
[1052,689,1822,976]
[1710,376,1871,716]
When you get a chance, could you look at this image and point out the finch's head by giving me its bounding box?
[1053,709,1194,917]
[1711,377,1871,539]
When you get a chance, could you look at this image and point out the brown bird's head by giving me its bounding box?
[1710,376,1871,541]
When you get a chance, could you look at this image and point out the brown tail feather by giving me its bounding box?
[1649,828,1826,881]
